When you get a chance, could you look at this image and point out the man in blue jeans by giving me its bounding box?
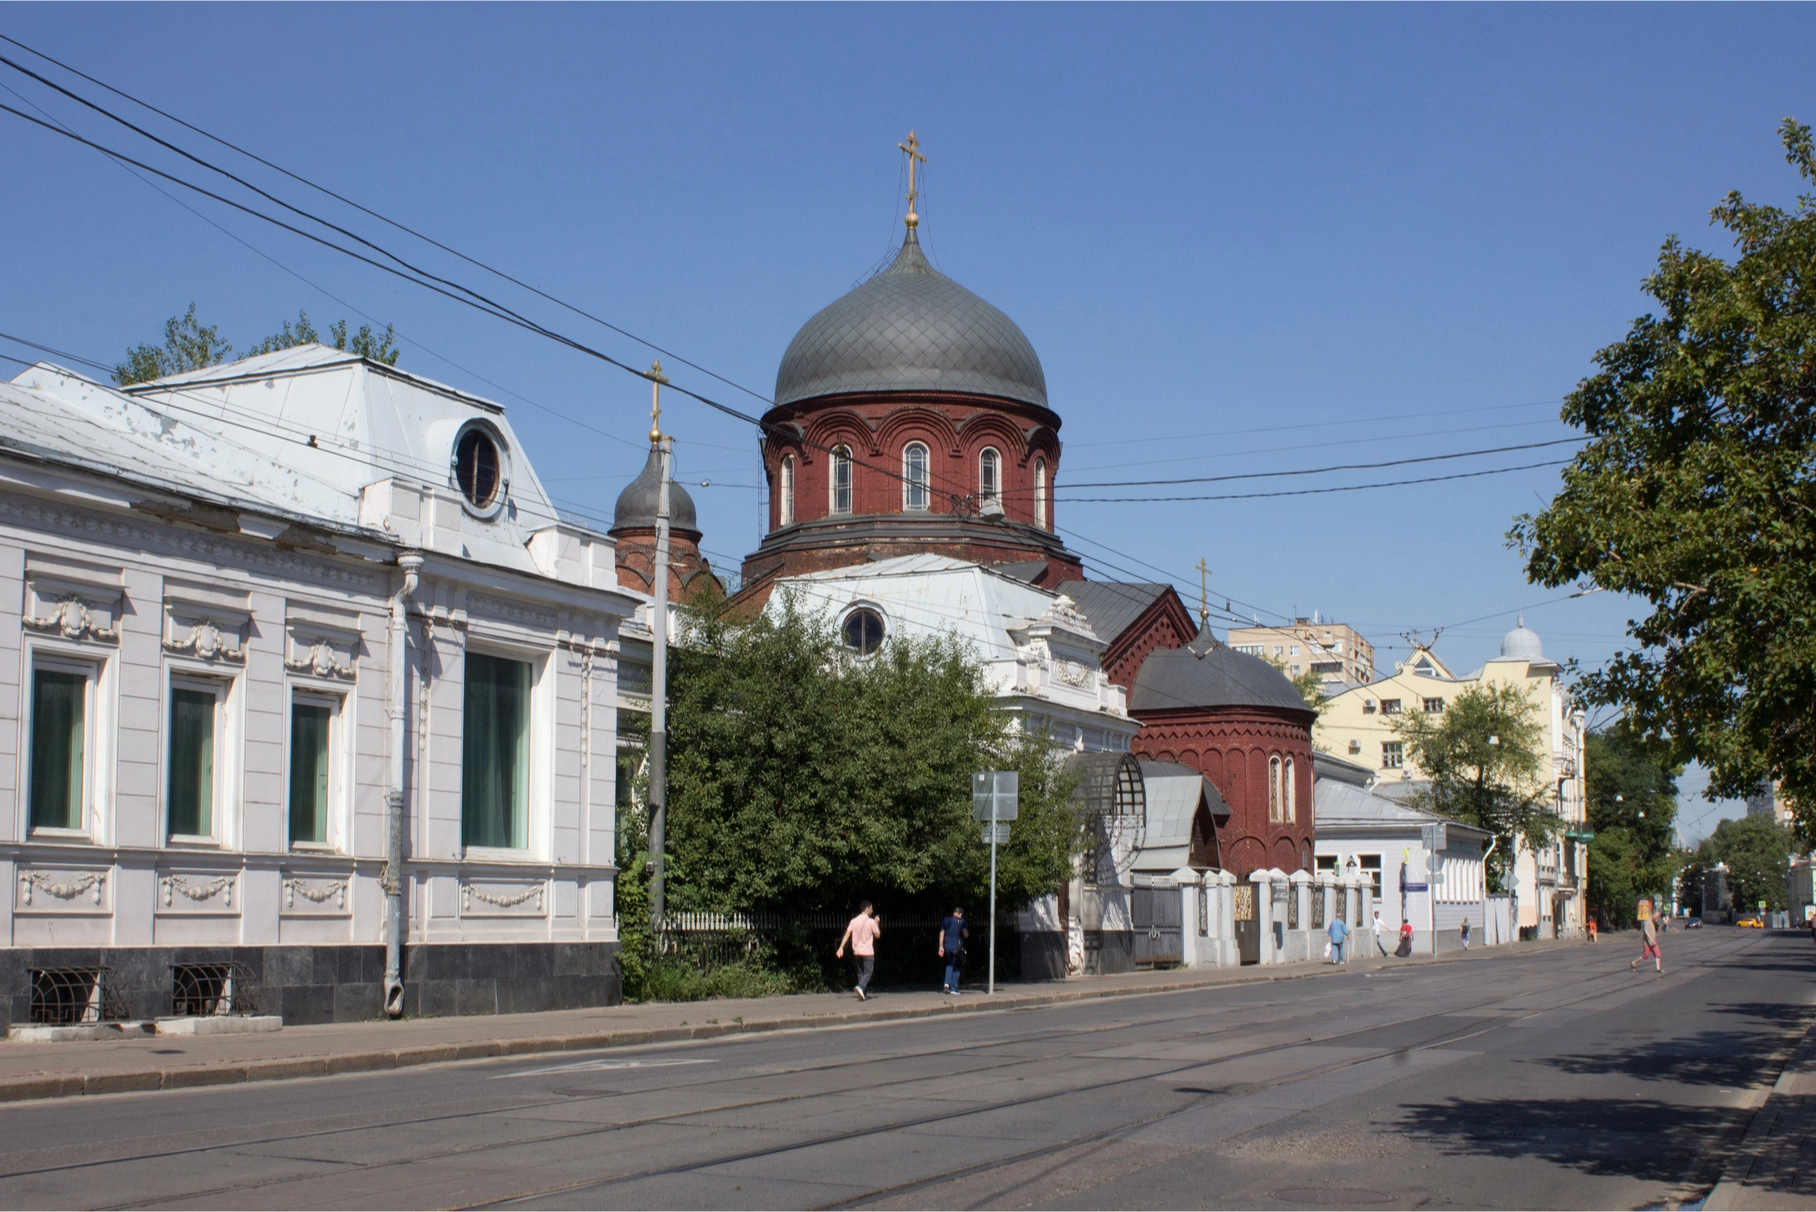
[1328,912,1350,964]
[939,907,968,994]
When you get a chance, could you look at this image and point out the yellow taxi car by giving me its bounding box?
[1736,915,1765,928]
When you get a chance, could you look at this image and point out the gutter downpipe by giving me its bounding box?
[384,550,425,1018]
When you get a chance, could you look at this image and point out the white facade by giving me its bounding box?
[770,554,1139,753]
[0,347,633,1018]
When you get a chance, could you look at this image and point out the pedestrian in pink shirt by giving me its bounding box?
[835,902,881,1000]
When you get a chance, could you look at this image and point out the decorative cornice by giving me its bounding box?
[284,637,355,680]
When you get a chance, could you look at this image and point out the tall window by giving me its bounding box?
[1381,741,1404,769]
[978,448,1001,504]
[830,446,853,515]
[778,455,795,527]
[463,653,530,850]
[289,695,335,846]
[902,442,930,511]
[1285,757,1297,824]
[1033,458,1047,527]
[1268,755,1283,823]
[29,662,88,831]
[167,680,221,839]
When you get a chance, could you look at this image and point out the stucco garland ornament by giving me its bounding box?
[284,638,354,680]
[283,877,348,909]
[462,882,545,912]
[165,618,245,663]
[24,594,118,643]
[20,871,105,906]
[162,874,234,907]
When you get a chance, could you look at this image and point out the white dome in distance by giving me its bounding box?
[1500,616,1544,661]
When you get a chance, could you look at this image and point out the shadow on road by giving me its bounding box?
[1542,999,1815,1089]
[1395,1097,1747,1184]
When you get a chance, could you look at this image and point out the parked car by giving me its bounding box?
[1737,915,1765,928]
[1684,917,1703,929]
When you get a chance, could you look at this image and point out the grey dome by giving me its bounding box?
[1130,626,1313,716]
[774,229,1049,409]
[1500,617,1543,662]
[611,445,698,534]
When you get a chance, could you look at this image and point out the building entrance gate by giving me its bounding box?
[1130,886,1182,968]
[1233,882,1260,965]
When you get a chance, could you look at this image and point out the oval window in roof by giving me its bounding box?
[842,607,885,656]
[455,426,502,509]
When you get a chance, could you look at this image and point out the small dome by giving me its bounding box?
[611,445,699,535]
[774,228,1049,410]
[1130,625,1313,716]
[1500,617,1544,661]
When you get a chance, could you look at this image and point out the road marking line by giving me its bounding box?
[500,1058,718,1079]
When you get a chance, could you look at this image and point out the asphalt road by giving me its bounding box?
[0,928,1810,1210]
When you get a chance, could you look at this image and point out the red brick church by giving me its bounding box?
[667,152,1315,879]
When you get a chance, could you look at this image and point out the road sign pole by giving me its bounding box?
[988,812,998,996]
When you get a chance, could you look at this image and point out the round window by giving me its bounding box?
[842,608,885,656]
[455,427,502,509]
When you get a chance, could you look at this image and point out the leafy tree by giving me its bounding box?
[117,306,401,386]
[114,303,232,385]
[1264,654,1327,717]
[1391,682,1557,892]
[1696,815,1795,913]
[661,594,1082,919]
[1585,721,1683,927]
[1511,119,1816,845]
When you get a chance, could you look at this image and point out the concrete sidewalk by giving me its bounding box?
[0,942,1547,1105]
[1706,993,1816,1210]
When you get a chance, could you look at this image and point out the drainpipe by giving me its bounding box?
[384,550,425,1018]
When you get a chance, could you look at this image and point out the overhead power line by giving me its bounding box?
[1048,437,1586,493]
[1058,458,1572,503]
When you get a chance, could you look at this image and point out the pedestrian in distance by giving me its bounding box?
[939,906,967,995]
[1372,908,1389,956]
[835,902,881,1000]
[1631,912,1663,975]
[1460,919,1471,950]
[1588,916,1598,943]
[1327,909,1350,964]
[1395,919,1414,958]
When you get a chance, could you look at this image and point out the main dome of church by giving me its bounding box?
[773,230,1049,410]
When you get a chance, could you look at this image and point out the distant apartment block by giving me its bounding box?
[1227,616,1375,686]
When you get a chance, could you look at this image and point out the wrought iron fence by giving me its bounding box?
[1311,887,1326,929]
[1286,887,1300,929]
[1336,886,1349,921]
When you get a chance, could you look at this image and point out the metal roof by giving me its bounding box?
[1130,626,1312,715]
[1138,758,1231,849]
[1,345,590,580]
[612,444,699,534]
[1053,580,1171,646]
[773,229,1049,409]
[1313,778,1489,844]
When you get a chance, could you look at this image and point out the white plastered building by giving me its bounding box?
[0,346,634,1027]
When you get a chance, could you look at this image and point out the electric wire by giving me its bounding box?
[1058,457,1571,503]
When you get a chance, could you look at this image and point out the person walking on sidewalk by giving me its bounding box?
[939,907,968,994]
[1372,909,1389,956]
[1631,912,1663,975]
[1328,911,1350,964]
[1395,919,1414,958]
[836,902,881,1000]
[1461,919,1471,950]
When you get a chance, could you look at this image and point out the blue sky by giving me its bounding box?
[5,4,1813,838]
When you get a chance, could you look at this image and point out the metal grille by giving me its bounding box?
[1233,883,1256,922]
[1312,887,1326,929]
[1287,887,1300,929]
[1197,885,1209,937]
[1336,887,1349,921]
[171,962,263,1017]
[1066,752,1147,886]
[30,967,129,1026]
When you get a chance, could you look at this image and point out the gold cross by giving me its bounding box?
[646,360,669,445]
[899,130,927,229]
[1195,558,1212,627]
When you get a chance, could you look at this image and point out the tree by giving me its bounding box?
[116,306,400,386]
[659,594,1083,918]
[1584,721,1684,927]
[1695,814,1795,913]
[1511,119,1816,846]
[1264,654,1327,717]
[1391,682,1556,892]
[114,303,232,385]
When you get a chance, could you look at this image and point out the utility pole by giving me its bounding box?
[646,362,673,928]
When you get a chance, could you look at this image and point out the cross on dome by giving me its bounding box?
[898,130,927,229]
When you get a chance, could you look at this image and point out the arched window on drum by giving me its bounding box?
[1033,457,1047,527]
[778,454,795,526]
[829,446,853,515]
[902,442,930,511]
[978,447,1001,507]
[1285,757,1297,824]
[1268,756,1284,823]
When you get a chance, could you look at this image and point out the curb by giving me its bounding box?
[1702,1001,1816,1211]
[0,941,1544,1105]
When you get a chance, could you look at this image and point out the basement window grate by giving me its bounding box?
[171,962,263,1017]
[30,967,129,1025]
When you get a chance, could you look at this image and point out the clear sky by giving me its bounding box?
[5,4,1813,839]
